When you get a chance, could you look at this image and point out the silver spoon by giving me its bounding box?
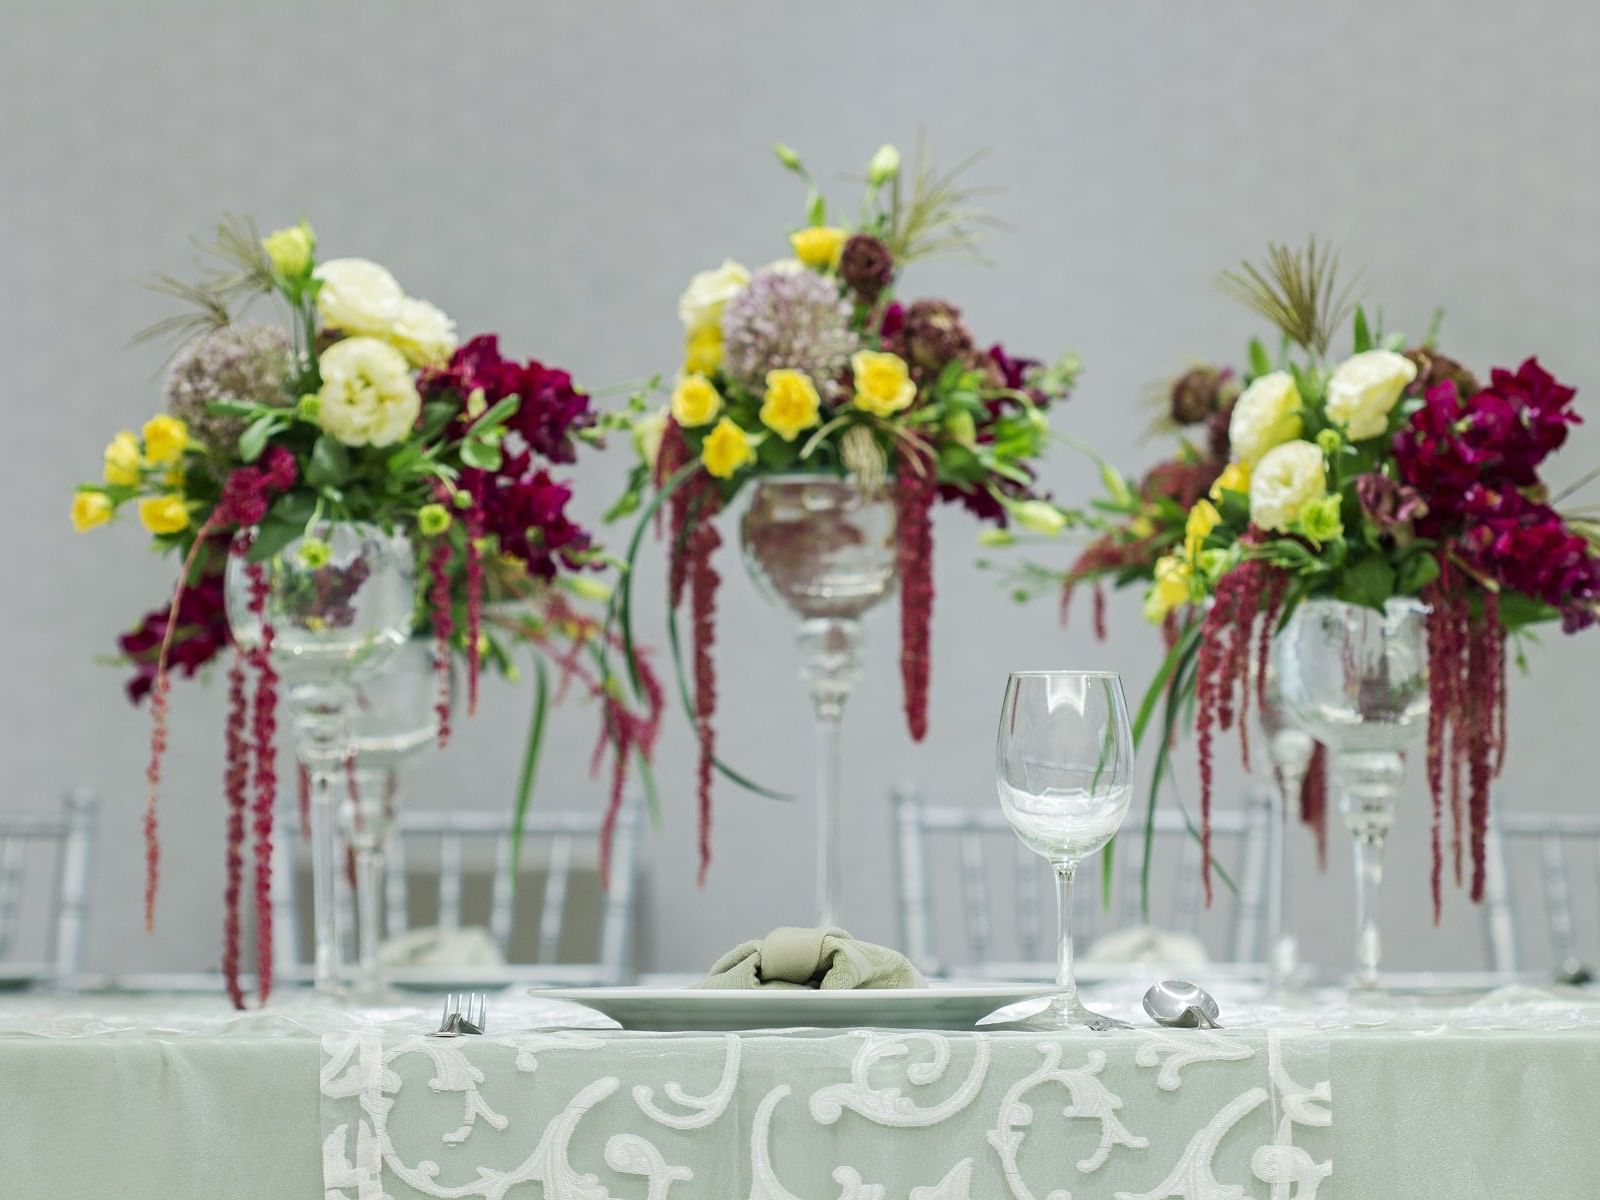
[1143,980,1222,1029]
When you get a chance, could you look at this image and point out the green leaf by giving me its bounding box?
[1396,552,1441,595]
[460,437,502,471]
[508,656,550,878]
[245,515,302,563]
[475,395,520,431]
[238,414,278,464]
[1248,338,1273,378]
[807,193,826,227]
[1335,554,1396,609]
[1352,306,1372,354]
[306,435,350,488]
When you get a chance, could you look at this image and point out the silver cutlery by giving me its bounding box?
[1143,980,1222,1029]
[431,992,488,1037]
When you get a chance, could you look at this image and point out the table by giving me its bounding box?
[3,984,1600,1199]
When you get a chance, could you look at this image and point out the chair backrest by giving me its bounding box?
[272,795,642,984]
[1481,806,1600,976]
[893,782,1271,978]
[0,789,98,980]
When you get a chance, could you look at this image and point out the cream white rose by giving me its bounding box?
[677,259,750,332]
[1228,371,1303,466]
[1249,439,1327,533]
[314,258,404,337]
[315,336,420,447]
[389,297,457,367]
[1325,350,1418,440]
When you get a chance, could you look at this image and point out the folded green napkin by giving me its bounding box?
[695,926,926,990]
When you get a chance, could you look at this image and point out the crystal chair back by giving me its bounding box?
[1481,805,1600,978]
[273,795,641,983]
[893,783,1271,978]
[0,789,98,981]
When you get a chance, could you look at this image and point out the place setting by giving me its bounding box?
[10,16,1600,1195]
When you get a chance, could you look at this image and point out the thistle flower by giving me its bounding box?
[899,299,975,375]
[164,323,291,454]
[720,267,857,395]
[838,234,894,304]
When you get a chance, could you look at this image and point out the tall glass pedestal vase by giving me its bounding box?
[226,522,414,997]
[740,476,897,928]
[1258,664,1315,994]
[1273,598,1428,992]
[343,639,445,998]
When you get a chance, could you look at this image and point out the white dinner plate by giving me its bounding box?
[530,983,1048,1031]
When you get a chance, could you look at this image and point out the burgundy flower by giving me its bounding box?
[838,234,894,304]
[462,455,592,581]
[119,545,230,703]
[1355,472,1428,534]
[422,334,595,464]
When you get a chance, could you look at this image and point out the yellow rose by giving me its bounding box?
[851,349,916,418]
[1184,499,1220,561]
[262,220,315,279]
[684,324,723,375]
[388,297,457,367]
[138,494,190,535]
[1210,461,1250,500]
[70,492,112,532]
[313,258,405,337]
[759,369,821,442]
[1249,440,1327,533]
[314,336,421,447]
[678,259,750,333]
[1143,555,1192,623]
[102,431,142,485]
[789,226,848,271]
[700,417,753,479]
[1228,371,1302,466]
[141,414,189,464]
[671,374,723,428]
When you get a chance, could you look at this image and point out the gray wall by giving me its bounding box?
[5,0,1597,976]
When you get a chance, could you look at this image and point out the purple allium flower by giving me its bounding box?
[165,323,291,453]
[720,267,857,396]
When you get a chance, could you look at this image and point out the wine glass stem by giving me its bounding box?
[1352,831,1386,989]
[291,682,355,997]
[1054,861,1079,1008]
[1268,767,1305,990]
[354,845,382,993]
[1337,750,1402,991]
[797,618,863,929]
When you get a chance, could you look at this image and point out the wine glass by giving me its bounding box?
[996,671,1134,1030]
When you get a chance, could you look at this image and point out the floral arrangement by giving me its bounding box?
[1139,241,1600,915]
[74,218,657,1005]
[607,142,1080,880]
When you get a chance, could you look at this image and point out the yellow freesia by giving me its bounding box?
[759,369,821,442]
[671,374,723,428]
[70,492,112,532]
[683,324,723,375]
[102,431,142,485]
[138,494,190,535]
[700,417,753,479]
[142,414,189,464]
[1143,555,1191,624]
[1210,460,1250,500]
[851,349,916,418]
[1184,499,1221,562]
[789,226,848,270]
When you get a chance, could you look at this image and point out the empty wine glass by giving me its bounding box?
[996,671,1134,1030]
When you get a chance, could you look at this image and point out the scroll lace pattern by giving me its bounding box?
[320,1026,1332,1200]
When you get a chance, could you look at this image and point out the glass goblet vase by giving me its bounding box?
[739,475,897,928]
[996,671,1135,1031]
[1273,598,1428,991]
[343,637,446,998]
[226,521,414,997]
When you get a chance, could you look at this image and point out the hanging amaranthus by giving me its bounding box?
[245,560,280,1005]
[894,442,936,742]
[686,486,724,884]
[220,648,249,1010]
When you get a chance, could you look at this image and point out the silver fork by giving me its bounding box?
[430,992,488,1037]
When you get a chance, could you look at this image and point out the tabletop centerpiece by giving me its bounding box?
[1130,240,1600,985]
[76,218,658,1004]
[606,141,1079,922]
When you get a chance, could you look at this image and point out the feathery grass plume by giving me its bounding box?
[131,214,277,347]
[1216,238,1361,358]
[883,136,1002,266]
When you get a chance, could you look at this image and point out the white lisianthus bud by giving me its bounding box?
[868,143,901,185]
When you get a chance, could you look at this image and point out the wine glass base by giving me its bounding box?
[980,992,1130,1031]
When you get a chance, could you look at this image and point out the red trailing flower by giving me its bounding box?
[1300,743,1328,869]
[221,649,249,1010]
[894,443,936,742]
[464,507,485,715]
[686,481,723,885]
[245,560,280,1005]
[426,537,455,748]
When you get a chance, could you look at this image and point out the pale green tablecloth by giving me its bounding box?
[3,986,1599,1198]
